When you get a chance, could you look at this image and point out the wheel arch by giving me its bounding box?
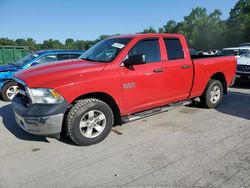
[71,92,122,126]
[210,72,227,94]
[0,79,13,90]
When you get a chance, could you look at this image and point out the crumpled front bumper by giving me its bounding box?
[13,110,64,138]
[11,94,69,138]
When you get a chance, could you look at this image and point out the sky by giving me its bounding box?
[0,0,238,43]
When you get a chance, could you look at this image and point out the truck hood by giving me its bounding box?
[15,59,106,88]
[0,64,18,72]
[237,57,250,65]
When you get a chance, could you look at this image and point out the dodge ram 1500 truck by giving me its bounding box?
[12,34,236,146]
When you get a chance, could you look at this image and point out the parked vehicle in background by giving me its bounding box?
[12,34,236,146]
[189,49,203,56]
[0,49,83,101]
[202,50,219,56]
[0,46,29,65]
[218,47,250,59]
[234,51,250,83]
[240,43,250,47]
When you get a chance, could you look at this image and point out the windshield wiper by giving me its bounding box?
[81,58,96,62]
[81,58,108,63]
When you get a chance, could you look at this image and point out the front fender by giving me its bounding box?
[0,80,9,90]
[0,71,16,89]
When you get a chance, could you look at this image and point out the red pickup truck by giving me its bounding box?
[12,34,236,146]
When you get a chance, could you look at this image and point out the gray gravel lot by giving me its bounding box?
[0,84,250,188]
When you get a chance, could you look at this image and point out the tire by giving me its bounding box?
[66,98,114,146]
[200,79,223,109]
[1,81,19,102]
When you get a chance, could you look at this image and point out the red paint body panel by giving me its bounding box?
[15,34,236,116]
[190,56,236,98]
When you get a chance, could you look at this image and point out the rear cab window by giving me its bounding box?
[128,38,161,63]
[164,38,184,60]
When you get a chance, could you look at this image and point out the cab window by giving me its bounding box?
[164,38,184,60]
[36,55,57,64]
[128,39,160,63]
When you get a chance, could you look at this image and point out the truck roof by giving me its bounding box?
[35,49,84,54]
[113,33,184,39]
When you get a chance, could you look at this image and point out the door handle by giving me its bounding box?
[182,65,191,69]
[153,68,164,73]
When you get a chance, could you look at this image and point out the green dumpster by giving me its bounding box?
[0,46,29,64]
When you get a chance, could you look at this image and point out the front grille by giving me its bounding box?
[237,65,250,73]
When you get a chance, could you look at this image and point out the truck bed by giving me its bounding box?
[190,55,236,98]
[191,54,229,59]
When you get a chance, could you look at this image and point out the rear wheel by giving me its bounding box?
[66,98,114,146]
[1,81,19,102]
[200,79,223,108]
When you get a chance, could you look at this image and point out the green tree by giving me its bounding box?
[227,0,250,45]
[15,38,27,46]
[41,39,64,49]
[140,26,157,33]
[26,38,38,51]
[0,38,16,46]
[65,38,76,49]
[160,20,177,33]
[180,7,225,50]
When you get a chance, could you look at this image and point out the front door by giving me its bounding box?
[120,38,167,114]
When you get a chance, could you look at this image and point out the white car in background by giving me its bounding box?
[218,47,250,59]
[233,52,250,84]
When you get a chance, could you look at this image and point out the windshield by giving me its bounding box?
[79,38,132,62]
[238,49,250,57]
[245,52,250,58]
[14,52,41,66]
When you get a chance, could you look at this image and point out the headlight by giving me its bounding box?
[27,88,64,104]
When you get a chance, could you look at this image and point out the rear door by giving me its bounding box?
[163,38,193,102]
[120,38,167,114]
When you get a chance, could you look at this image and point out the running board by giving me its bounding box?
[121,100,192,123]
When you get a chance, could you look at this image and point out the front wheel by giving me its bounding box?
[1,81,19,102]
[66,98,114,146]
[200,79,223,108]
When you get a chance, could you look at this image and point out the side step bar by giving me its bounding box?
[121,100,192,123]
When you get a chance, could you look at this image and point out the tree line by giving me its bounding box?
[0,0,249,51]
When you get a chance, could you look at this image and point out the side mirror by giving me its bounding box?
[30,62,39,66]
[123,54,146,67]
